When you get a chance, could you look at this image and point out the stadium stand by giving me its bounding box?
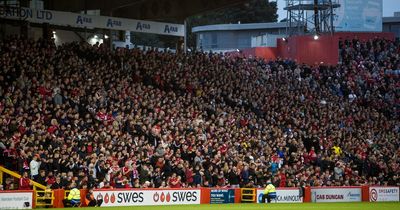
[0,35,399,193]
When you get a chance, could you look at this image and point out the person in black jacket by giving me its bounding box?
[51,176,64,189]
[85,189,102,207]
[36,170,47,186]
[228,167,240,188]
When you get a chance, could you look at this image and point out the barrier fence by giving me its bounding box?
[0,186,398,209]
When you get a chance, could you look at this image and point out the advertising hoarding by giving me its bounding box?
[210,189,235,204]
[0,191,33,209]
[370,187,400,202]
[0,6,184,36]
[311,187,362,203]
[256,188,303,203]
[93,189,200,207]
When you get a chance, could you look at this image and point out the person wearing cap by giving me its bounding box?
[261,179,276,203]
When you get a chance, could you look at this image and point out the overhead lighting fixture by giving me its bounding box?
[104,34,109,39]
[313,34,319,40]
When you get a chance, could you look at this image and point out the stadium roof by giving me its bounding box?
[192,22,287,33]
[44,0,249,22]
[383,16,400,23]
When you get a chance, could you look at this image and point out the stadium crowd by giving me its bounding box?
[0,35,399,191]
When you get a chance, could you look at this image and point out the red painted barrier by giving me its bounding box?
[80,189,88,207]
[242,47,278,61]
[234,188,242,203]
[52,189,64,208]
[201,188,211,204]
[304,187,311,203]
[362,186,370,202]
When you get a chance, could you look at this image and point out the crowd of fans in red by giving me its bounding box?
[0,36,399,191]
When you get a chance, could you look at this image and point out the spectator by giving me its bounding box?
[0,36,398,190]
[19,171,31,190]
[30,155,40,180]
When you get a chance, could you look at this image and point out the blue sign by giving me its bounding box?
[258,192,264,203]
[136,22,150,31]
[164,24,178,33]
[76,15,92,25]
[107,18,122,27]
[210,189,235,204]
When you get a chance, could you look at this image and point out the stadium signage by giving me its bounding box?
[256,189,303,203]
[76,15,92,25]
[164,25,178,33]
[369,187,400,202]
[106,18,122,28]
[0,191,33,209]
[93,189,200,207]
[136,22,151,31]
[311,187,362,202]
[210,189,235,204]
[0,6,184,37]
[0,6,52,21]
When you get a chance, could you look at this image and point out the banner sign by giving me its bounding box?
[0,6,184,36]
[370,187,400,202]
[0,191,33,209]
[93,189,200,207]
[256,188,303,203]
[210,189,235,204]
[311,187,361,203]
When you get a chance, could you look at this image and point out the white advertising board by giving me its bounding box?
[93,189,200,207]
[0,6,184,36]
[257,188,303,203]
[0,191,33,209]
[311,187,361,202]
[370,187,400,202]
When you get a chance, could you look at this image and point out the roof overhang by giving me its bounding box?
[45,0,250,22]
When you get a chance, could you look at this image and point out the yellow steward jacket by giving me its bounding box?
[263,183,276,195]
[68,188,81,200]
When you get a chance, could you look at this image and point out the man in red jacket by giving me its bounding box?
[168,173,182,188]
[19,172,31,190]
